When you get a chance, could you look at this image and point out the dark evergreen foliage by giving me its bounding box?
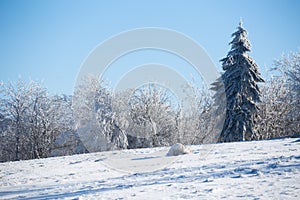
[218,21,264,142]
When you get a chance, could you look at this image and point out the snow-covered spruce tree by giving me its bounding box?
[218,21,264,142]
[210,75,226,139]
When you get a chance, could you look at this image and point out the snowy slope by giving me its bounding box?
[1,138,300,199]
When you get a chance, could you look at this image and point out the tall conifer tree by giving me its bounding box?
[219,20,264,142]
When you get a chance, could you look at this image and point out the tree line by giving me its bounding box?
[0,77,218,162]
[1,23,299,162]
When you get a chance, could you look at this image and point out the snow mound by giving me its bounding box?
[166,143,191,156]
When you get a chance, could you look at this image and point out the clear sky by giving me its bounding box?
[0,0,299,95]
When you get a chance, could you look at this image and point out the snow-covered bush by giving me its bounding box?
[166,143,191,156]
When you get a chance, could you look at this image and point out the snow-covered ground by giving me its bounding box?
[1,138,300,199]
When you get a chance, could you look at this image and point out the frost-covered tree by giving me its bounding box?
[27,83,50,159]
[275,50,300,98]
[94,82,128,150]
[73,75,128,152]
[0,80,34,160]
[49,94,87,157]
[180,83,216,145]
[33,94,76,158]
[273,50,300,136]
[0,80,76,161]
[254,75,292,139]
[129,84,178,147]
[219,21,264,142]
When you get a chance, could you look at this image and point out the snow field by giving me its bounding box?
[0,138,299,199]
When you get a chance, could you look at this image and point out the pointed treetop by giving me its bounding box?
[226,18,251,55]
[239,18,243,28]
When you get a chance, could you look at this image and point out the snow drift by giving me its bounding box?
[166,143,191,156]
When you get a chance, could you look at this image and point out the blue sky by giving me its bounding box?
[0,0,299,95]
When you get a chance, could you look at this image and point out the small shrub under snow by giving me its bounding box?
[166,143,191,156]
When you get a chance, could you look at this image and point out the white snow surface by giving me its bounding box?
[1,138,300,199]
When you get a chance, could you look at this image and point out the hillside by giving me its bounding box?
[1,138,300,199]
